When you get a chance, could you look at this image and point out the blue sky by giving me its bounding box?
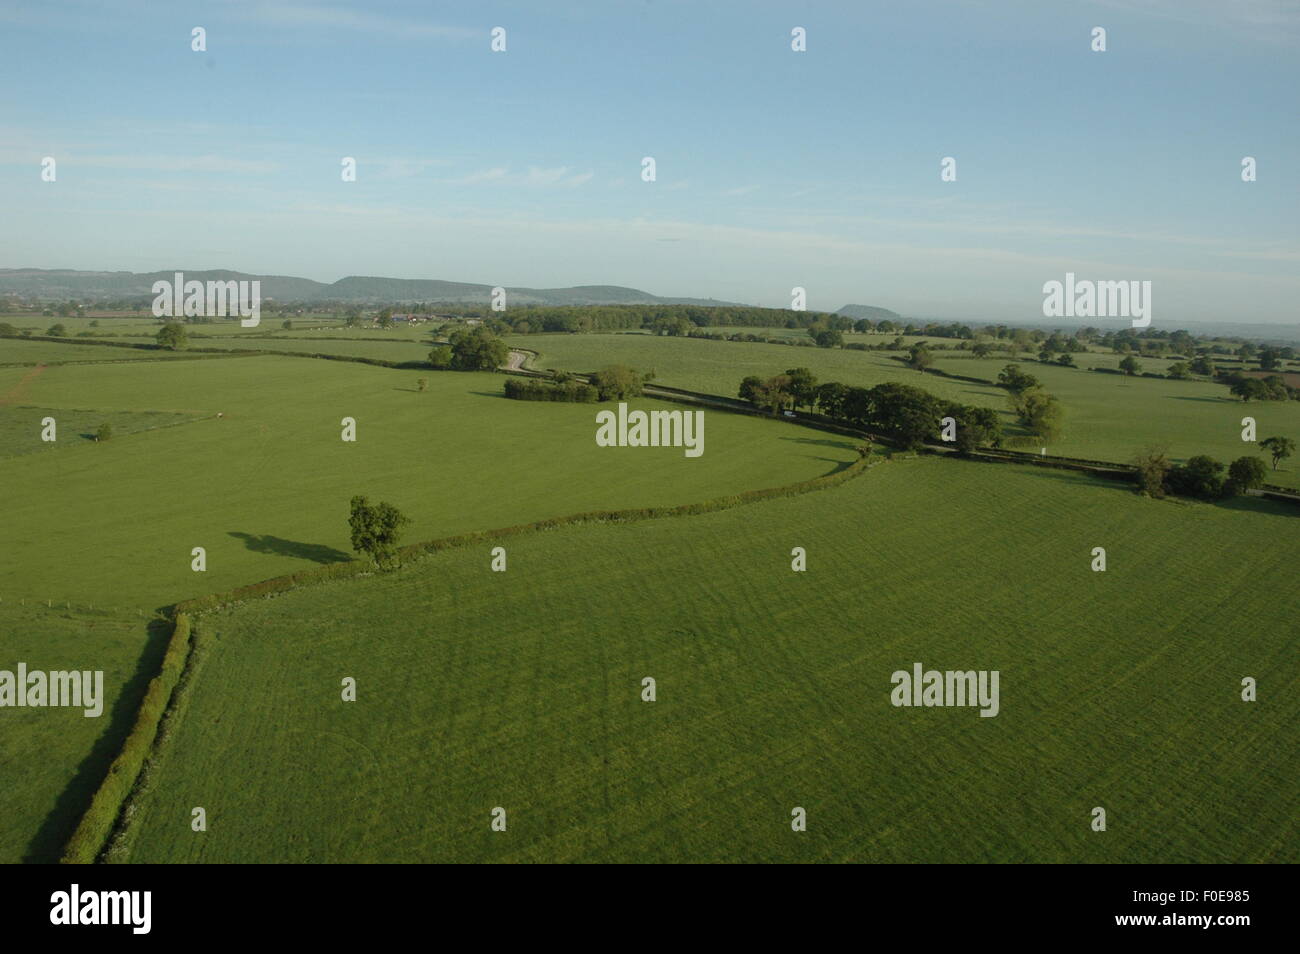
[1,0,1297,322]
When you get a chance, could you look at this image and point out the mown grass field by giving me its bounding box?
[510,333,1300,487]
[510,332,1001,404]
[113,334,441,364]
[0,603,169,863]
[0,352,855,861]
[0,406,203,460]
[0,355,851,613]
[931,356,1300,487]
[0,339,220,366]
[121,458,1299,863]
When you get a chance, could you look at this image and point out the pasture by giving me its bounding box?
[0,351,855,860]
[120,458,1299,863]
[0,602,166,863]
[0,355,852,613]
[509,333,1300,487]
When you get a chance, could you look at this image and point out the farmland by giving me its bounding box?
[0,603,167,864]
[0,350,856,862]
[3,323,1296,867]
[510,333,1300,488]
[120,458,1300,863]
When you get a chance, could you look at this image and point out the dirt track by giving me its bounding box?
[0,363,47,406]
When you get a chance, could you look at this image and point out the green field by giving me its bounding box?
[932,356,1300,487]
[0,603,168,863]
[510,332,1002,403]
[119,458,1300,863]
[0,356,851,612]
[510,333,1300,487]
[5,325,1296,866]
[0,338,224,366]
[0,353,856,861]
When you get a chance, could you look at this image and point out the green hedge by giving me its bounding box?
[60,614,194,864]
[503,377,598,402]
[169,455,878,617]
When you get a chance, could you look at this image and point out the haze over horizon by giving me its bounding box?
[2,0,1297,323]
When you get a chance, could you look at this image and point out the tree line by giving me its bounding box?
[735,367,1051,451]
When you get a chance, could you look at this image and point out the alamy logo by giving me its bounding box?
[0,663,103,717]
[1042,272,1151,328]
[890,662,1000,717]
[50,884,151,934]
[595,403,704,457]
[151,271,261,326]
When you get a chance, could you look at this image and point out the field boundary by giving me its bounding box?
[60,445,882,863]
[60,614,193,864]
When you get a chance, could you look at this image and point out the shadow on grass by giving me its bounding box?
[23,615,173,863]
[778,435,859,453]
[1169,395,1235,404]
[228,532,352,563]
[1217,493,1300,518]
[996,464,1299,517]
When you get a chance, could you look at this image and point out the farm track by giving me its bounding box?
[0,363,47,405]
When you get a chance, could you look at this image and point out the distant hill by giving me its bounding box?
[0,269,740,307]
[836,303,903,323]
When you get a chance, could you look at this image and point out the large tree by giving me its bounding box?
[906,344,933,373]
[1167,455,1224,499]
[757,374,794,415]
[592,364,644,401]
[1260,436,1295,471]
[783,367,818,409]
[997,364,1039,395]
[738,375,765,406]
[448,327,508,370]
[866,382,942,448]
[348,495,411,568]
[814,381,848,419]
[1133,448,1171,498]
[1225,456,1268,495]
[155,322,188,350]
[1010,386,1064,442]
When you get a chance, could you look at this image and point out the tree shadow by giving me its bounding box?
[1217,493,1300,518]
[778,435,859,453]
[23,615,173,863]
[228,531,352,563]
[1169,395,1234,404]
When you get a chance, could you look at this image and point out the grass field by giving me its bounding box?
[0,405,205,460]
[510,333,1002,403]
[120,458,1299,863]
[932,356,1300,487]
[0,356,852,613]
[510,333,1300,487]
[0,603,169,863]
[0,339,223,366]
[0,351,857,861]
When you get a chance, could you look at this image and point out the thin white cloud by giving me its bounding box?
[438,166,594,188]
[242,2,478,40]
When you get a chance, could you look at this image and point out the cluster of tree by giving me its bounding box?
[591,365,651,401]
[738,368,1004,451]
[155,322,188,350]
[503,378,598,403]
[461,303,850,335]
[1225,372,1296,402]
[995,365,1065,441]
[1135,449,1279,500]
[428,327,508,371]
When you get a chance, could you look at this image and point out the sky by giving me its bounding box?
[1,0,1297,322]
